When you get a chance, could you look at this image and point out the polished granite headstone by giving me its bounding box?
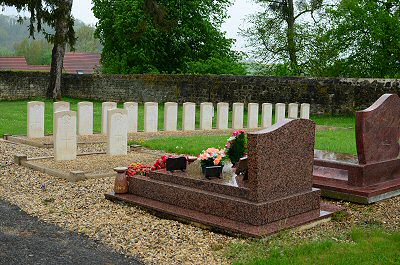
[314,94,400,203]
[106,119,336,237]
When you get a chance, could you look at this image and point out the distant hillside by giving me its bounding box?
[0,14,93,54]
[0,14,101,64]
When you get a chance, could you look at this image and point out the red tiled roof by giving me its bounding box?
[29,65,51,71]
[0,52,101,74]
[0,56,30,71]
[63,52,101,74]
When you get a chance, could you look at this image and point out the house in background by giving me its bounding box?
[63,52,101,74]
[0,52,101,74]
[0,56,31,71]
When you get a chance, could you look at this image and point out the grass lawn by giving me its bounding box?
[132,128,357,156]
[226,227,400,265]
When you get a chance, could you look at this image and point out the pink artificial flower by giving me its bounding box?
[214,156,221,165]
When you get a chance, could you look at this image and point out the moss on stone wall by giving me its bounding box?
[0,71,399,114]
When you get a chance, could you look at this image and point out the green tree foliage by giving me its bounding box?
[14,39,52,65]
[309,0,400,78]
[93,0,246,74]
[0,0,75,100]
[71,25,102,53]
[0,14,101,63]
[243,0,323,75]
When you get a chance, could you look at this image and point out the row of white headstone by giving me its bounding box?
[27,101,310,139]
[27,101,310,161]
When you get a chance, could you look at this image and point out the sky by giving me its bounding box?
[2,0,261,52]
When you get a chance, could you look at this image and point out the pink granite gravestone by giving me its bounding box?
[314,94,400,203]
[356,94,400,164]
[106,119,335,237]
[247,119,316,202]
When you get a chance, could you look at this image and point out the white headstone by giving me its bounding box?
[182,102,196,131]
[275,103,286,123]
[288,103,299,119]
[247,103,259,129]
[216,102,229,130]
[53,101,70,113]
[124,102,138,133]
[300,103,310,119]
[232,103,244,129]
[107,109,128,156]
[261,103,273,128]
[144,102,158,132]
[54,111,77,161]
[102,102,117,134]
[164,102,178,131]
[27,101,45,138]
[200,102,213,130]
[78,102,93,136]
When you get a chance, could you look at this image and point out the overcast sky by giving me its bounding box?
[2,0,261,52]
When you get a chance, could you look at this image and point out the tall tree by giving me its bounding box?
[243,0,323,75]
[93,0,245,74]
[14,38,52,65]
[311,0,400,78]
[0,0,75,100]
[71,25,102,53]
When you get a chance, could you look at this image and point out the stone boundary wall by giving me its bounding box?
[1,71,400,114]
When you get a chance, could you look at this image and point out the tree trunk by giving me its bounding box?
[47,43,65,100]
[46,0,73,101]
[286,0,298,73]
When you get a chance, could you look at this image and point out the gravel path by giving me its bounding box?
[0,140,233,264]
[0,138,399,264]
[0,199,143,265]
[33,151,160,174]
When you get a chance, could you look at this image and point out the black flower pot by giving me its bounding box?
[204,165,223,179]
